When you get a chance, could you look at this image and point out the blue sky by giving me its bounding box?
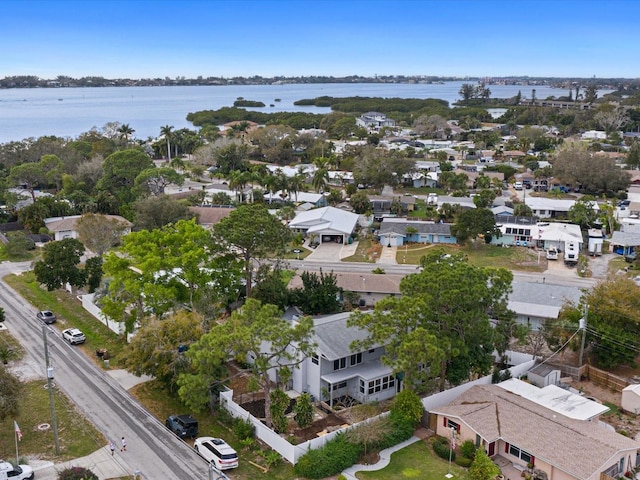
[2,0,639,79]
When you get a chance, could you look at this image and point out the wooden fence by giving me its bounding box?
[585,365,630,392]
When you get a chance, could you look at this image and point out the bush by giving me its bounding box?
[377,413,414,450]
[390,389,423,428]
[455,456,473,467]
[294,433,363,479]
[57,466,99,480]
[232,417,255,440]
[293,393,313,429]
[432,437,455,461]
[460,439,477,459]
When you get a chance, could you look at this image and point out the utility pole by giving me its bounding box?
[42,324,61,455]
[578,306,589,367]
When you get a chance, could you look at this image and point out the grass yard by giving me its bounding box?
[343,237,381,263]
[5,271,127,367]
[357,440,470,480]
[398,243,546,272]
[0,380,104,461]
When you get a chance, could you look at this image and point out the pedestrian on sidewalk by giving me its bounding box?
[121,436,127,452]
[109,441,115,456]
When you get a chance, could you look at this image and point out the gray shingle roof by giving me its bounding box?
[378,218,452,236]
[312,312,373,361]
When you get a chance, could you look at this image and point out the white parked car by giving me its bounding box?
[0,460,34,480]
[194,437,238,470]
[62,327,86,345]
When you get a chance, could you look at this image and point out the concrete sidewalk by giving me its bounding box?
[27,369,152,479]
[341,436,421,479]
[32,446,135,480]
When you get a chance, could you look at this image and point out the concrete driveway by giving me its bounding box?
[305,242,345,262]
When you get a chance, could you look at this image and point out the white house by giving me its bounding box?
[288,311,398,407]
[525,197,599,218]
[289,206,359,244]
[355,112,396,129]
[44,214,133,242]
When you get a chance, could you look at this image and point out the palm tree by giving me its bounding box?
[288,173,306,203]
[118,124,134,148]
[160,125,174,160]
[312,157,330,193]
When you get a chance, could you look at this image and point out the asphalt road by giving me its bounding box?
[0,261,212,480]
[285,259,597,289]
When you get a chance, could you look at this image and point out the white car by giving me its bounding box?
[0,460,34,480]
[62,327,86,345]
[194,437,238,470]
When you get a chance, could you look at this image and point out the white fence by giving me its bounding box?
[220,351,536,465]
[80,293,126,337]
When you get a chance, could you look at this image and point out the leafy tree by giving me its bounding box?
[17,201,49,233]
[289,270,343,315]
[293,393,314,429]
[349,249,513,391]
[469,448,500,480]
[583,277,640,368]
[568,197,599,229]
[472,189,496,208]
[9,162,46,202]
[103,219,241,326]
[76,213,130,255]
[251,266,290,310]
[0,365,22,420]
[84,256,103,293]
[390,389,424,427]
[627,142,640,170]
[121,310,204,389]
[180,299,315,428]
[134,167,184,196]
[513,203,533,217]
[552,143,629,195]
[212,204,292,298]
[450,208,500,245]
[349,191,370,214]
[132,195,194,230]
[270,388,290,433]
[4,232,35,259]
[33,238,86,291]
[97,149,154,209]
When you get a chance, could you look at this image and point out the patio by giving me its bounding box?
[494,455,528,480]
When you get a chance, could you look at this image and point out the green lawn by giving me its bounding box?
[357,440,470,480]
[343,237,380,263]
[5,271,127,367]
[397,243,546,272]
[0,380,104,461]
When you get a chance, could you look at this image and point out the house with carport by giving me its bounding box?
[288,206,359,244]
[430,382,639,480]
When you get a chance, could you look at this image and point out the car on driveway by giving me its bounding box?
[194,437,238,470]
[37,310,56,324]
[0,460,34,479]
[62,327,86,345]
[165,414,198,438]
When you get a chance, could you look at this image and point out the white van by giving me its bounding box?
[514,181,523,190]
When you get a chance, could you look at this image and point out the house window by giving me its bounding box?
[360,379,365,393]
[369,349,375,354]
[311,354,319,365]
[332,381,347,391]
[446,418,461,433]
[350,353,362,366]
[509,444,532,464]
[333,358,347,371]
[367,375,395,395]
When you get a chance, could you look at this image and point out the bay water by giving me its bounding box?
[0,82,582,143]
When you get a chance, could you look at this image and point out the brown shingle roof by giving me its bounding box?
[288,272,402,295]
[431,385,639,479]
[189,206,235,226]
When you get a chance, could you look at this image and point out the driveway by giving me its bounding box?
[305,242,345,262]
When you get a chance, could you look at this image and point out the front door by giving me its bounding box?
[488,441,496,457]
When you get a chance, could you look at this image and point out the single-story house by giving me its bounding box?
[525,198,599,219]
[430,383,639,480]
[369,195,415,218]
[287,311,398,407]
[289,206,359,244]
[288,272,403,307]
[264,190,326,207]
[44,214,132,242]
[188,206,234,229]
[378,218,455,247]
[609,230,640,256]
[507,281,582,331]
[492,217,583,250]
